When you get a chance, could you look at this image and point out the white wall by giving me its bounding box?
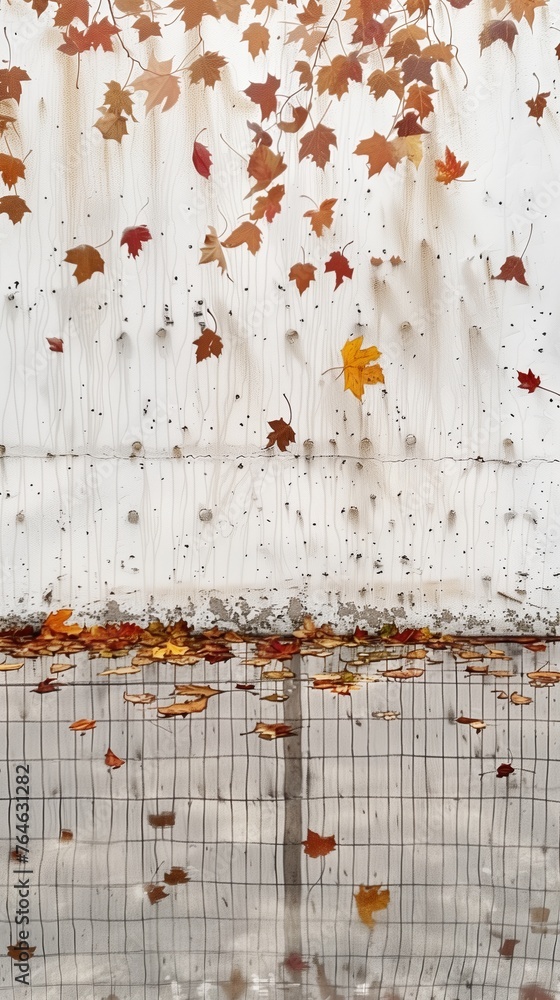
[1,0,559,630]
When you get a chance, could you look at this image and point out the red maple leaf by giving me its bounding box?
[325,251,353,290]
[244,74,280,121]
[496,762,515,778]
[83,16,120,50]
[493,255,528,285]
[517,369,540,393]
[46,337,64,352]
[121,225,152,258]
[302,829,337,858]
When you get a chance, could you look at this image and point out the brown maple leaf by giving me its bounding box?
[480,20,517,51]
[244,74,280,120]
[317,53,362,99]
[325,250,353,289]
[222,221,262,254]
[287,24,326,57]
[168,0,218,30]
[401,55,434,86]
[244,722,296,740]
[33,676,64,693]
[304,197,337,236]
[434,147,468,184]
[189,51,227,88]
[0,67,31,104]
[131,55,180,113]
[367,68,404,99]
[163,866,190,884]
[526,90,549,123]
[298,0,323,22]
[242,23,270,57]
[103,81,135,117]
[404,83,435,119]
[148,811,176,828]
[386,24,425,61]
[355,131,399,176]
[216,0,247,20]
[94,110,128,142]
[302,829,337,858]
[144,882,169,904]
[7,943,36,962]
[294,60,313,89]
[299,123,337,168]
[289,261,317,295]
[199,226,227,272]
[395,112,427,136]
[492,255,528,285]
[133,15,162,40]
[47,337,64,352]
[105,748,125,769]
[354,884,390,927]
[69,718,96,731]
[193,327,223,362]
[0,154,25,190]
[250,184,285,222]
[265,417,296,451]
[509,0,546,27]
[64,245,105,284]
[53,0,90,26]
[498,938,520,958]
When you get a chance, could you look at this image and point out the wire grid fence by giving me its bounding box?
[0,642,558,1000]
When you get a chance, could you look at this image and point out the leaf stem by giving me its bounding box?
[283,393,292,425]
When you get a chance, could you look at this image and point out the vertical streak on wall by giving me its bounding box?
[283,654,303,964]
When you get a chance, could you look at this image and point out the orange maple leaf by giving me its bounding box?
[302,829,337,858]
[299,123,337,169]
[289,261,316,295]
[105,748,125,769]
[434,147,468,184]
[303,197,337,236]
[199,227,227,272]
[133,15,162,40]
[188,51,227,88]
[131,55,180,113]
[44,609,83,634]
[69,718,97,731]
[355,131,399,176]
[367,68,404,99]
[526,90,549,123]
[340,336,384,400]
[144,882,169,904]
[168,0,218,30]
[222,221,263,254]
[0,154,25,190]
[244,74,280,120]
[163,866,190,884]
[242,23,270,57]
[247,144,287,195]
[250,184,285,222]
[354,884,390,927]
[64,245,105,284]
[317,53,362,99]
[244,722,296,740]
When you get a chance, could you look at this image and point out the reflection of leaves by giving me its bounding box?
[220,968,247,1000]
[455,715,485,732]
[7,943,36,961]
[302,829,336,858]
[354,884,390,928]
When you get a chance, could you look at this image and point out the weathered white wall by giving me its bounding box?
[1,0,559,630]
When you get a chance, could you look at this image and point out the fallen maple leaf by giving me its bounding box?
[325,250,353,290]
[289,261,316,295]
[244,722,296,740]
[355,131,399,177]
[44,609,82,634]
[517,369,540,392]
[64,245,105,284]
[163,866,190,884]
[304,197,336,236]
[265,417,296,451]
[339,336,384,400]
[492,256,527,285]
[244,74,280,120]
[189,51,228,88]
[299,123,337,169]
[7,943,36,962]
[302,829,337,858]
[144,882,168,904]
[0,154,25,190]
[105,748,125,768]
[69,718,96,731]
[480,19,517,51]
[60,829,73,840]
[0,195,31,224]
[194,327,223,362]
[242,22,270,57]
[222,221,262,254]
[158,697,211,716]
[354,884,390,928]
[435,147,468,184]
[47,338,64,352]
[148,812,175,828]
[199,227,227,273]
[132,55,180,113]
[121,225,152,258]
[250,184,285,222]
[33,677,64,693]
[123,691,156,704]
[527,91,549,122]
[246,144,287,195]
[455,715,486,732]
[496,762,515,777]
[193,139,212,178]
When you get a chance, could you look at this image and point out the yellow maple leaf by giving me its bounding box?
[340,337,384,400]
[354,884,391,928]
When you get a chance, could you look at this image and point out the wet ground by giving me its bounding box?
[0,622,558,1000]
